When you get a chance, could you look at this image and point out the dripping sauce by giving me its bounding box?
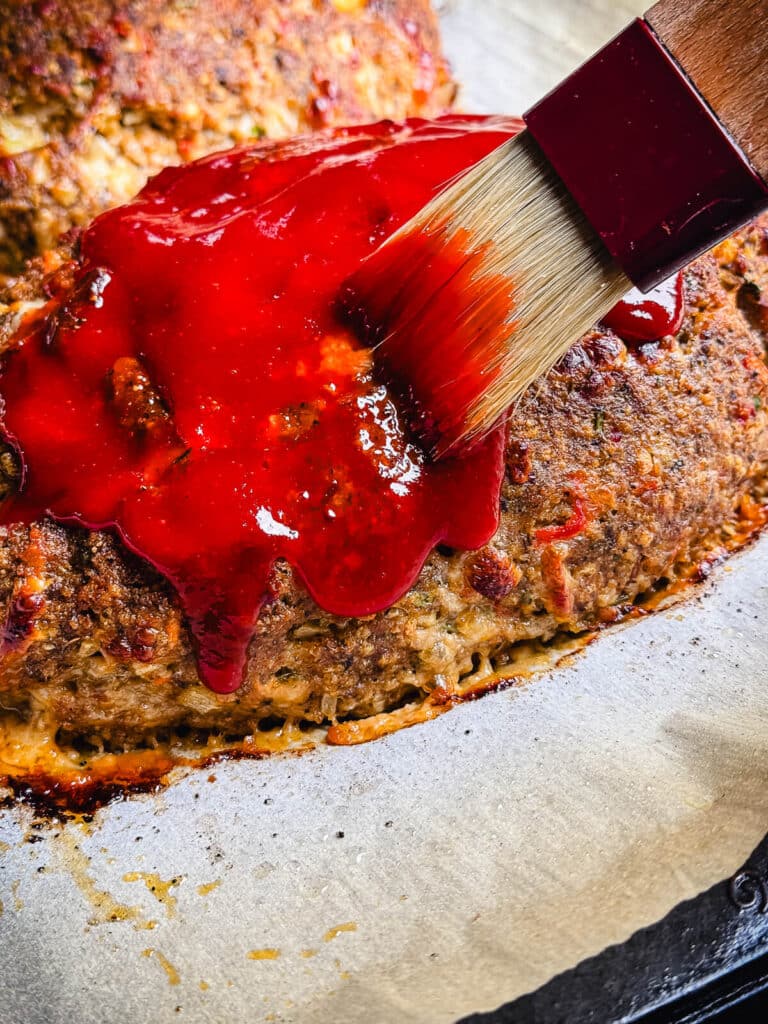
[601,272,684,342]
[0,115,683,695]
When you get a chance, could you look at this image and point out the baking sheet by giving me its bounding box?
[3,3,768,1023]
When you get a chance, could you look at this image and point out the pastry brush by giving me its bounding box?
[345,0,768,457]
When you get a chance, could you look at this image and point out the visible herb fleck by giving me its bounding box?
[252,125,266,139]
[593,409,605,435]
[754,396,762,411]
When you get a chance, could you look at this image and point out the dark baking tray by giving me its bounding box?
[458,832,768,1023]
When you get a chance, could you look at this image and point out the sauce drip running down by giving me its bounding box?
[601,272,684,342]
[0,115,684,694]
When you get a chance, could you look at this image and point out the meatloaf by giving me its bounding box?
[0,0,454,273]
[0,216,767,747]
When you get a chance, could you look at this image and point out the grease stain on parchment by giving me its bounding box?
[323,921,357,942]
[55,829,142,926]
[334,957,351,980]
[197,879,221,896]
[11,879,23,911]
[123,871,181,917]
[141,948,180,985]
[247,948,282,960]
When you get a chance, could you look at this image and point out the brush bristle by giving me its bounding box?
[345,130,631,457]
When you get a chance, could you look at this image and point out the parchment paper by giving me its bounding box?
[3,3,767,1023]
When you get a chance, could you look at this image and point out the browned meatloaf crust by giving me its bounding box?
[1,217,767,745]
[0,0,454,272]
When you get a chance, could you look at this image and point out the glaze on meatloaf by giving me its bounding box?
[0,0,454,272]
[0,217,767,746]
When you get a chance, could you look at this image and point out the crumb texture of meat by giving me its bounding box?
[1,217,768,746]
[0,0,454,272]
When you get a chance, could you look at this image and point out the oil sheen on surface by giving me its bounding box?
[0,115,683,695]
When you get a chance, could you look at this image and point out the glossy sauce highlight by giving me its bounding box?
[601,272,684,342]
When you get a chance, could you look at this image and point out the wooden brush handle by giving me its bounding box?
[647,0,768,180]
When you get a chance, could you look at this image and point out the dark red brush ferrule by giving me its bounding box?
[524,18,768,292]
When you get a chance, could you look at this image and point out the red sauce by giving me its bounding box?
[0,116,521,694]
[0,115,687,695]
[601,273,684,343]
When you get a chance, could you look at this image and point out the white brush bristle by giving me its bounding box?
[356,130,631,454]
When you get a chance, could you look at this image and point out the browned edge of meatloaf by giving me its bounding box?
[0,0,455,271]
